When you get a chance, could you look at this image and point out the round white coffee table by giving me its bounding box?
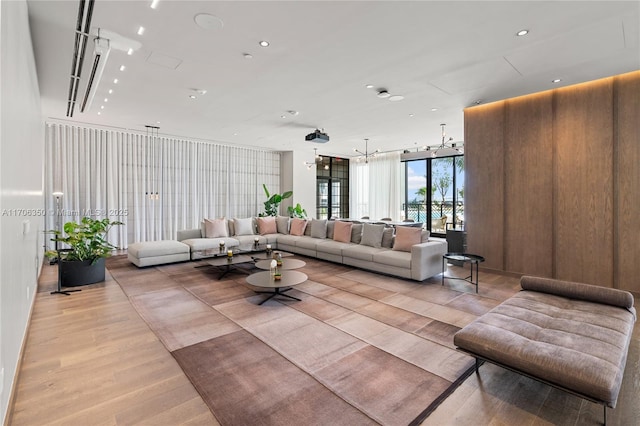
[246,270,308,305]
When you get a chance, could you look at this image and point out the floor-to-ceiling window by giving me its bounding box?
[403,154,464,236]
[316,156,349,219]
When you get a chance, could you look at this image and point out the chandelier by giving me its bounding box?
[304,148,322,170]
[353,138,380,163]
[425,124,463,158]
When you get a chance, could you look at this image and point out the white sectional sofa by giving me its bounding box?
[175,216,447,281]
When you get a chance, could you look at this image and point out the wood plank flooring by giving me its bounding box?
[7,258,639,425]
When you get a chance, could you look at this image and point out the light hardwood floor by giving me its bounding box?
[7,259,639,425]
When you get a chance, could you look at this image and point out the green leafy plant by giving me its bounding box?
[260,184,292,217]
[46,217,123,263]
[287,203,307,219]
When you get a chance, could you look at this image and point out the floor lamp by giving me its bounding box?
[50,192,80,296]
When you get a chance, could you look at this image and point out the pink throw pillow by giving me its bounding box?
[333,221,353,243]
[204,218,228,238]
[290,218,308,236]
[392,226,421,252]
[257,216,277,235]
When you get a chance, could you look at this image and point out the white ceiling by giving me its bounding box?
[27,1,640,157]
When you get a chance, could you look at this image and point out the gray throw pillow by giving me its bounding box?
[310,219,327,239]
[360,223,385,248]
[381,227,394,248]
[326,220,335,239]
[276,216,289,234]
[350,223,363,244]
[304,221,312,236]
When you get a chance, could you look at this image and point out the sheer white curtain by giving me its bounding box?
[45,123,280,248]
[349,152,402,221]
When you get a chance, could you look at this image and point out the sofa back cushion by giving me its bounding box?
[360,223,386,248]
[350,223,364,244]
[333,221,352,243]
[233,217,255,236]
[381,227,394,248]
[326,220,335,239]
[290,218,307,236]
[204,218,228,238]
[393,226,421,252]
[310,219,327,239]
[276,216,289,234]
[257,216,277,235]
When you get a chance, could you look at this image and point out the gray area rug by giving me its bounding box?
[106,254,515,425]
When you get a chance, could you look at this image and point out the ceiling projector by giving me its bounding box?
[305,129,329,143]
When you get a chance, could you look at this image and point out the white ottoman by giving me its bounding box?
[127,240,191,267]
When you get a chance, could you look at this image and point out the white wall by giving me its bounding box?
[0,0,44,422]
[280,150,316,218]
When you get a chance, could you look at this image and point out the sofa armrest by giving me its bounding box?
[410,239,447,281]
[177,228,202,241]
[520,276,635,311]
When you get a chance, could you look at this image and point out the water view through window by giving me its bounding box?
[403,155,464,235]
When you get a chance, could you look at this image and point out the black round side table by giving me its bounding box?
[442,253,485,293]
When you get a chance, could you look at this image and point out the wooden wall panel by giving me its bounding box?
[554,79,614,287]
[464,102,504,271]
[504,93,554,277]
[615,71,640,292]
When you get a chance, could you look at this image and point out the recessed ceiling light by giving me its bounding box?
[119,65,126,71]
[97,111,101,115]
[474,100,482,105]
[365,84,374,89]
[150,0,160,9]
[113,78,119,84]
[108,89,113,94]
[516,29,529,36]
[377,90,390,98]
[431,108,438,112]
[259,40,270,47]
[127,48,134,55]
[189,95,197,99]
[194,13,224,30]
[137,26,145,36]
[409,113,414,117]
[156,121,160,124]
[552,78,562,83]
[101,105,105,109]
[389,95,404,102]
[233,133,238,136]
[280,115,286,119]
[104,98,108,102]
[243,53,253,59]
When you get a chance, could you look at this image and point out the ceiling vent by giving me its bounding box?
[80,36,111,113]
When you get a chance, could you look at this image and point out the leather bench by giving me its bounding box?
[454,276,636,424]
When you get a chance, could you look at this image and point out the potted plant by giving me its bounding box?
[287,203,307,219]
[259,184,293,216]
[46,217,123,286]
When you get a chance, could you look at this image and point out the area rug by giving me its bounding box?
[106,255,507,425]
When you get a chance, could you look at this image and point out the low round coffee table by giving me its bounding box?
[246,270,308,305]
[442,253,485,293]
[254,258,306,270]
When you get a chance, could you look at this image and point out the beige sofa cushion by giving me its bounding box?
[257,216,277,235]
[204,218,228,238]
[393,226,421,252]
[333,221,352,243]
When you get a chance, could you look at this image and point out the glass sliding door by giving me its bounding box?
[403,154,464,236]
[316,156,349,219]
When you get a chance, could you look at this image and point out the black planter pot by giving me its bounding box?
[59,258,106,287]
